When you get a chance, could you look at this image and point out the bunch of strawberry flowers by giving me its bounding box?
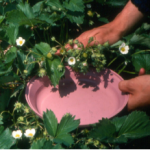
[12,129,36,139]
[51,36,107,74]
[12,36,130,85]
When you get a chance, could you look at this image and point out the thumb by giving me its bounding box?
[118,80,133,93]
[138,68,145,76]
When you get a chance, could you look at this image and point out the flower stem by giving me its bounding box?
[132,50,150,56]
[122,70,136,74]
[107,56,118,67]
[118,65,126,74]
[55,40,63,47]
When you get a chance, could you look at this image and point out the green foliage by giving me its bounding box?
[38,13,54,25]
[1,1,150,149]
[17,50,35,76]
[31,138,63,149]
[0,126,4,134]
[0,89,11,112]
[132,52,150,73]
[130,34,150,48]
[32,1,44,14]
[43,110,58,137]
[35,42,51,57]
[54,114,80,146]
[118,111,150,139]
[43,110,79,146]
[66,11,84,24]
[17,2,35,19]
[63,0,85,12]
[54,134,74,146]
[90,111,150,145]
[0,72,20,85]
[10,84,24,98]
[56,114,80,134]
[3,47,17,64]
[6,10,27,26]
[4,24,18,45]
[0,64,12,76]
[96,0,128,7]
[18,26,32,41]
[98,17,109,23]
[0,118,3,125]
[46,0,64,10]
[89,118,117,143]
[0,128,16,149]
[111,116,127,132]
[46,56,65,87]
[0,16,5,24]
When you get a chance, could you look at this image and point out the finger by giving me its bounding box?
[55,49,60,55]
[118,80,134,93]
[138,68,146,76]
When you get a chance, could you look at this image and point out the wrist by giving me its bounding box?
[110,0,144,37]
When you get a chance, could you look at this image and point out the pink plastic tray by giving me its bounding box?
[25,67,128,126]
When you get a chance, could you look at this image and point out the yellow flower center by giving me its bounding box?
[28,133,33,137]
[70,58,74,62]
[19,41,23,45]
[121,47,125,52]
[15,134,20,138]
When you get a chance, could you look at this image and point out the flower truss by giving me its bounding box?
[12,130,22,139]
[119,42,129,54]
[68,57,76,65]
[16,37,25,46]
[24,129,36,138]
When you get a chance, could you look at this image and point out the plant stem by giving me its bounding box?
[1,111,11,115]
[46,28,50,44]
[118,65,126,74]
[122,70,136,74]
[31,51,43,57]
[107,56,118,67]
[44,29,47,43]
[34,29,42,41]
[132,50,150,56]
[17,68,19,75]
[28,61,39,64]
[115,62,124,71]
[55,40,63,47]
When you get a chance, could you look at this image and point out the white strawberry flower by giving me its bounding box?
[12,130,22,139]
[16,37,25,46]
[119,42,129,54]
[24,129,36,138]
[68,57,76,65]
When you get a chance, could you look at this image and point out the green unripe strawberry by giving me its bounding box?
[52,47,57,53]
[57,65,64,72]
[23,70,28,74]
[83,52,87,58]
[38,68,46,77]
[47,52,52,59]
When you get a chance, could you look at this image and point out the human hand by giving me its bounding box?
[73,22,123,47]
[118,68,150,111]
